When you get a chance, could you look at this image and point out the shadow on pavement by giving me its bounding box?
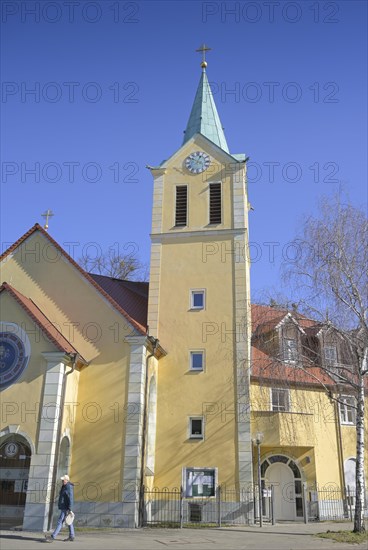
[0,534,45,543]
[216,528,313,536]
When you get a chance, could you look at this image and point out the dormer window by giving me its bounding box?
[324,345,337,367]
[284,338,298,362]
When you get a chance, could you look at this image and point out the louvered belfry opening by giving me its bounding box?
[175,185,188,226]
[209,183,221,224]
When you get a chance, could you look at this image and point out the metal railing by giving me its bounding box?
[141,484,366,527]
[142,485,255,527]
[306,485,367,521]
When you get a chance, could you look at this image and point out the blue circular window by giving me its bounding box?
[0,323,31,390]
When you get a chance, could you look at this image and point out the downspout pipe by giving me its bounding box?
[333,394,348,517]
[47,353,78,531]
[138,338,159,527]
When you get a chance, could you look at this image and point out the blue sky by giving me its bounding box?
[1,0,367,300]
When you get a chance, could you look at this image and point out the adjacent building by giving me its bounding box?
[251,304,367,521]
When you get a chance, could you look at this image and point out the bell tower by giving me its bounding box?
[147,47,253,492]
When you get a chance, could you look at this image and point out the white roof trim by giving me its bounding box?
[158,133,244,169]
[275,313,306,335]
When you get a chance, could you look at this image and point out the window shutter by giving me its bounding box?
[209,183,221,224]
[175,186,187,226]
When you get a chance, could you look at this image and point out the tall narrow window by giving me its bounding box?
[284,338,298,362]
[209,183,221,224]
[339,396,356,425]
[175,185,187,226]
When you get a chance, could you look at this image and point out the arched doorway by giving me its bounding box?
[261,455,304,521]
[0,436,32,525]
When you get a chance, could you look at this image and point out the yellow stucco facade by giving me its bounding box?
[0,229,156,529]
[0,60,366,531]
[251,381,368,490]
[148,131,252,493]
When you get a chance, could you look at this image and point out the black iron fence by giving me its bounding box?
[306,485,367,522]
[142,485,367,527]
[142,485,258,527]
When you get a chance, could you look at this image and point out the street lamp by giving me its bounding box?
[252,432,264,527]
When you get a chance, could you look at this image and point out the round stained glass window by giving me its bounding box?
[0,323,31,390]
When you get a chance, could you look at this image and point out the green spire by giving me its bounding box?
[183,65,229,153]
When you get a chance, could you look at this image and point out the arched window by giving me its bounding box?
[344,458,356,506]
[58,437,70,479]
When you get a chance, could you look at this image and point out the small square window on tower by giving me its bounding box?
[190,289,205,310]
[189,417,204,439]
[190,351,204,371]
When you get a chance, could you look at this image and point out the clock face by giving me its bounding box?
[185,151,210,174]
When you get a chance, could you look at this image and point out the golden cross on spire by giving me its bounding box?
[196,43,211,69]
[41,209,54,231]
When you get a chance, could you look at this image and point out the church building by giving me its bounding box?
[0,51,252,530]
[1,52,366,530]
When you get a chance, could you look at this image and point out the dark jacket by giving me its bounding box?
[58,482,74,511]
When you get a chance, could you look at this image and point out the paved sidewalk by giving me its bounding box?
[1,522,367,550]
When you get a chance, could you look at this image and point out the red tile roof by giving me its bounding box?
[251,344,335,387]
[250,304,360,388]
[0,282,86,362]
[90,274,148,329]
[251,304,317,335]
[0,224,147,335]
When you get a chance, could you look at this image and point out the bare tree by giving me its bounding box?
[283,194,367,532]
[79,247,148,281]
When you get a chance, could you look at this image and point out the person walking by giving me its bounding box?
[45,474,75,542]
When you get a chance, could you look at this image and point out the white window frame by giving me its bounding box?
[270,388,290,412]
[339,396,356,425]
[324,345,338,367]
[283,338,298,363]
[182,467,217,498]
[189,416,204,439]
[189,350,205,372]
[190,289,206,310]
